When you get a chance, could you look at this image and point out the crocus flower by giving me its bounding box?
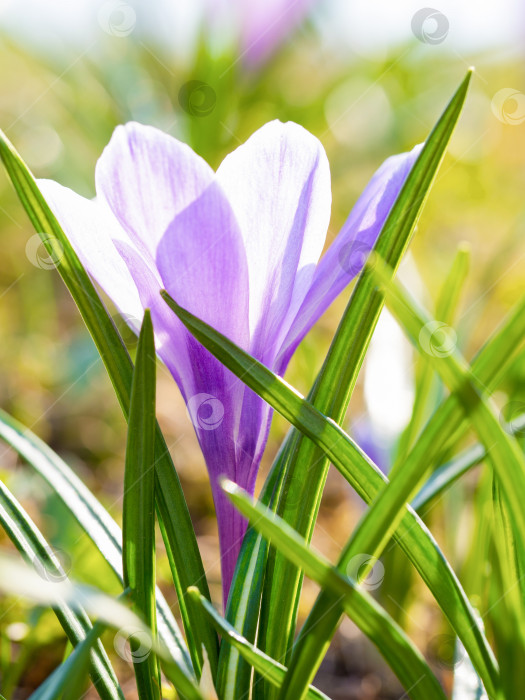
[38,121,419,604]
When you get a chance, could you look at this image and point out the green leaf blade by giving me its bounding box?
[123,311,161,699]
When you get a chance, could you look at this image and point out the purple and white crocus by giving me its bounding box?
[39,121,418,603]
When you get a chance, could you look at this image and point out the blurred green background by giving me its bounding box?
[0,1,524,697]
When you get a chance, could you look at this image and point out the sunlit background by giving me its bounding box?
[0,1,524,697]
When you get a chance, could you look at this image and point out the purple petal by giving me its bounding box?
[37,180,144,330]
[155,180,250,363]
[95,122,218,266]
[276,144,422,369]
[216,120,331,367]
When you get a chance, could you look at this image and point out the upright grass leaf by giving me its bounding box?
[187,587,330,700]
[0,555,207,700]
[0,482,124,700]
[161,292,500,698]
[122,311,161,699]
[221,481,447,700]
[0,407,192,675]
[0,128,218,676]
[256,70,474,698]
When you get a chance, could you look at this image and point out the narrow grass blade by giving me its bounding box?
[222,481,447,700]
[0,127,218,675]
[0,407,192,675]
[123,311,161,699]
[188,587,330,700]
[0,482,124,700]
[161,292,500,698]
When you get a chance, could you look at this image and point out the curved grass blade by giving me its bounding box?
[222,481,447,700]
[188,586,330,700]
[123,311,161,699]
[0,408,192,674]
[0,482,124,700]
[0,128,218,675]
[0,554,207,700]
[161,291,500,698]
